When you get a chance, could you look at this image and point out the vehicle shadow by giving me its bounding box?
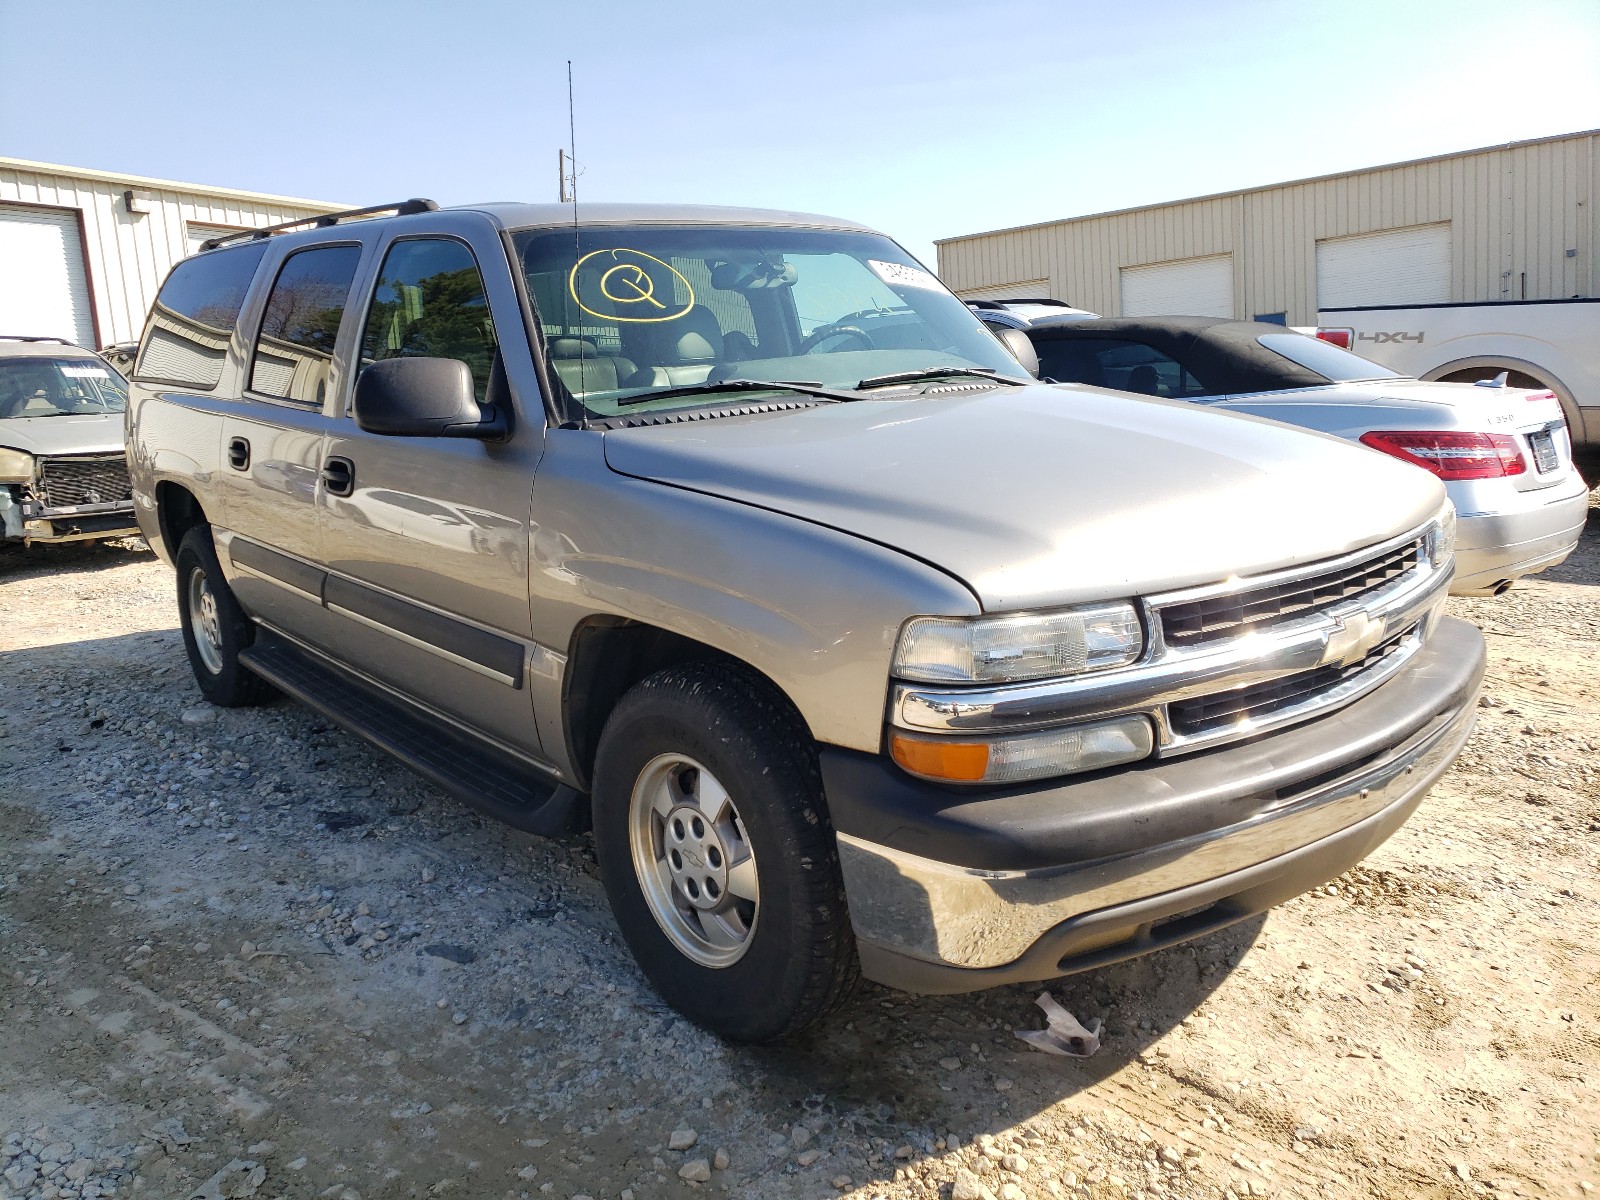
[730,917,1260,1182]
[1534,487,1599,588]
[0,536,151,580]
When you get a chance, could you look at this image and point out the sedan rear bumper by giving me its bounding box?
[1453,477,1591,594]
[826,617,1484,994]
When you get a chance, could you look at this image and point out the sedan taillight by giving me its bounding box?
[1360,431,1527,480]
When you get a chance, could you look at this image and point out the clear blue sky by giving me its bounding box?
[4,0,1597,266]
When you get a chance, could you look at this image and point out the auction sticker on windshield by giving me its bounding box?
[869,260,941,291]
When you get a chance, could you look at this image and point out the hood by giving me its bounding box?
[0,413,126,458]
[601,383,1445,611]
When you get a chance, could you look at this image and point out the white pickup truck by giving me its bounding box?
[1316,298,1600,463]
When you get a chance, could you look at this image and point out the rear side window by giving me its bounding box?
[135,243,269,389]
[1036,337,1212,398]
[249,245,363,405]
[1257,332,1400,382]
[358,239,498,403]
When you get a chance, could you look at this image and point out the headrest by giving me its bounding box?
[549,336,598,358]
[666,305,722,364]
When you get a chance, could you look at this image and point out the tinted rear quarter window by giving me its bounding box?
[249,244,363,405]
[135,243,269,389]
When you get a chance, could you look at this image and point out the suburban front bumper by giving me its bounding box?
[1452,480,1591,594]
[826,615,1485,994]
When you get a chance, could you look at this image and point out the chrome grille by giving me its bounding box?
[1160,538,1423,648]
[35,455,132,509]
[1169,625,1415,736]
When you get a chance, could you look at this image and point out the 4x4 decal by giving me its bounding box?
[1358,331,1425,345]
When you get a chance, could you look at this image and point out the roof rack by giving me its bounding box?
[199,198,440,251]
[0,334,73,344]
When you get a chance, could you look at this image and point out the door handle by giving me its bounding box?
[227,437,250,471]
[321,456,355,498]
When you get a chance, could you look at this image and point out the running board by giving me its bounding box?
[239,630,583,837]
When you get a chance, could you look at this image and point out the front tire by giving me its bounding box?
[175,526,275,708]
[591,662,859,1042]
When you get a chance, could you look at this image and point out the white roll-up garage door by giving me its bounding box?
[0,204,96,346]
[1120,255,1233,317]
[1316,223,1450,309]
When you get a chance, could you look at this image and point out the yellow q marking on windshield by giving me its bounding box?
[599,263,664,308]
[569,249,695,324]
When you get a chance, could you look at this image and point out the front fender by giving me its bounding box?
[526,430,982,758]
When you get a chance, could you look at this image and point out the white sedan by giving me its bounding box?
[976,312,1591,596]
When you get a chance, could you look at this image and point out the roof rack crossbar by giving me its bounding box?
[199,199,439,251]
[0,334,72,344]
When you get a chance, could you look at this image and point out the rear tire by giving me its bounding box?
[591,662,859,1042]
[175,526,275,708]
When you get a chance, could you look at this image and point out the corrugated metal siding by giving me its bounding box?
[937,129,1600,325]
[0,163,340,346]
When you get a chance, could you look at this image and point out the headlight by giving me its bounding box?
[0,447,34,484]
[890,714,1155,785]
[893,602,1143,684]
[1427,501,1457,567]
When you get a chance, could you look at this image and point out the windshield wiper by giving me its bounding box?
[614,378,855,407]
[854,366,1025,390]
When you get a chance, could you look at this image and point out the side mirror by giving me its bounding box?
[353,357,507,439]
[994,326,1039,378]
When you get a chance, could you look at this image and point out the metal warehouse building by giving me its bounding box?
[0,158,341,350]
[936,129,1599,325]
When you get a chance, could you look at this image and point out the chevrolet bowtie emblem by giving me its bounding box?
[1321,612,1386,669]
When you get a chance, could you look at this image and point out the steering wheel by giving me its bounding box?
[801,324,875,354]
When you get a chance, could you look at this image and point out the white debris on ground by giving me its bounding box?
[1,512,1598,1200]
[1014,993,1103,1058]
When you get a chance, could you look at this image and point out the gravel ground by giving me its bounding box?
[1,499,1597,1200]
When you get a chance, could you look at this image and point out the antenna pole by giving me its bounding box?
[567,61,578,209]
[565,60,587,428]
[558,149,570,204]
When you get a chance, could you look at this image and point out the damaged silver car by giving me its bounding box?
[0,336,140,545]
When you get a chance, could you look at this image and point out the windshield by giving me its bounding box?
[1257,333,1401,383]
[513,224,1024,419]
[0,357,129,419]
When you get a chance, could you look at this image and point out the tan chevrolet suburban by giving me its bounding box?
[125,199,1484,1041]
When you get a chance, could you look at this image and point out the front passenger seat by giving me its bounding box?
[548,337,636,395]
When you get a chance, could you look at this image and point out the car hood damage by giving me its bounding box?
[601,382,1445,611]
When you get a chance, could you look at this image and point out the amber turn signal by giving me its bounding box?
[889,733,991,782]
